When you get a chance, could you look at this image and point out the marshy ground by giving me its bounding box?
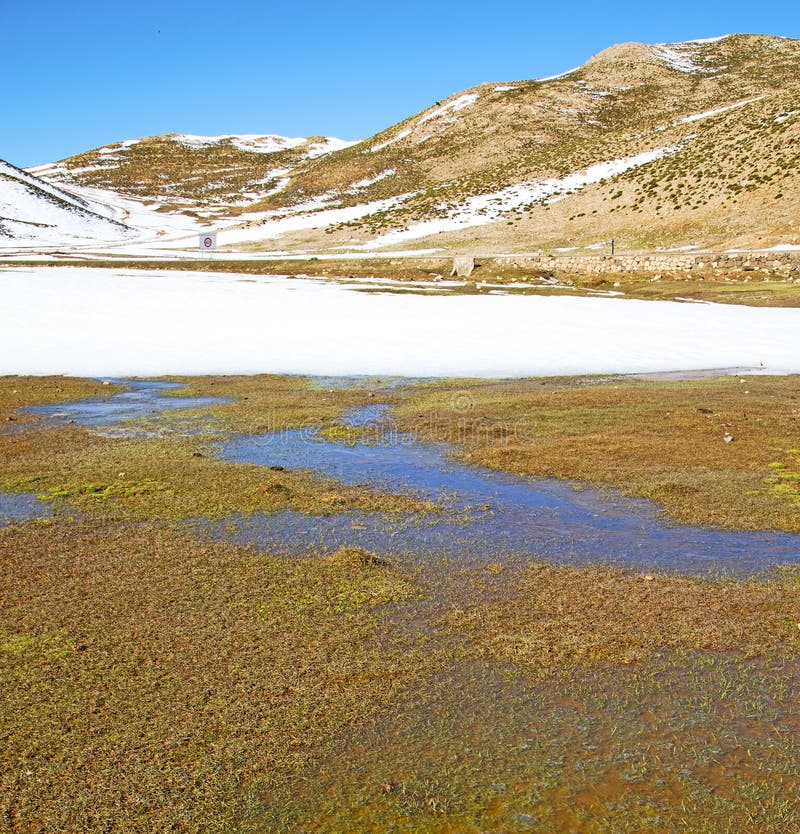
[1,372,799,832]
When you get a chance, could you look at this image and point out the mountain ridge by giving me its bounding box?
[13,33,800,255]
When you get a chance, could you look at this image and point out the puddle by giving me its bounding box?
[310,376,438,391]
[1,380,227,524]
[210,405,800,575]
[25,379,227,427]
[0,490,51,527]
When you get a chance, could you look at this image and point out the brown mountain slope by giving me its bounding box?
[34,34,800,253]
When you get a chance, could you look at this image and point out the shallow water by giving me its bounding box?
[0,491,51,527]
[10,383,800,574]
[25,379,227,427]
[0,380,227,525]
[213,405,800,575]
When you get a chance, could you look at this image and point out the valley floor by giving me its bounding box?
[2,374,800,833]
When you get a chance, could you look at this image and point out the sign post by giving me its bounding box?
[199,233,217,257]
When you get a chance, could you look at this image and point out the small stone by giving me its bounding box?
[724,434,734,443]
[515,813,538,826]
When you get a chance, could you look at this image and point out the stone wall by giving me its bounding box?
[488,251,800,279]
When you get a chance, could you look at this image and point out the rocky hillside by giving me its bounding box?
[31,34,800,254]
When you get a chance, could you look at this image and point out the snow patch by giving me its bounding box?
[419,94,479,125]
[0,161,131,246]
[347,169,396,192]
[652,43,715,74]
[775,109,800,124]
[304,137,359,158]
[4,267,800,377]
[360,145,684,249]
[536,66,582,83]
[368,129,412,152]
[678,97,764,124]
[173,134,309,154]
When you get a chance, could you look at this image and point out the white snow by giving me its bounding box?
[535,67,582,83]
[169,134,357,158]
[775,109,800,124]
[368,130,412,152]
[360,145,684,249]
[3,267,800,377]
[419,94,479,125]
[494,85,519,92]
[203,194,413,246]
[681,36,729,44]
[304,137,359,158]
[652,43,714,74]
[678,97,763,124]
[347,169,396,192]
[0,162,130,246]
[172,134,308,153]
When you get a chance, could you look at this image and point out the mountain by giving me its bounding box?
[31,134,358,220]
[24,34,800,254]
[0,160,131,246]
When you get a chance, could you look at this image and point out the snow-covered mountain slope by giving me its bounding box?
[31,133,358,218]
[0,160,131,246]
[19,34,800,255]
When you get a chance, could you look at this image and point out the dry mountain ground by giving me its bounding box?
[33,34,800,254]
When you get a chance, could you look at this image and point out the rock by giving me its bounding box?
[451,255,476,278]
[724,434,734,443]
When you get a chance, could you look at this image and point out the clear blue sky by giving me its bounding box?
[3,0,799,167]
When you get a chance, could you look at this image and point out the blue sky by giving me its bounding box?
[3,0,799,167]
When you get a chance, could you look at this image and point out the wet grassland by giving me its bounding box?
[2,373,800,832]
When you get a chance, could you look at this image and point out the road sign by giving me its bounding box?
[199,233,217,252]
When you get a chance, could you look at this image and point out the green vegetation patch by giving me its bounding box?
[766,448,800,504]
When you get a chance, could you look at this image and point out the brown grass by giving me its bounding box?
[0,376,124,426]
[449,562,800,668]
[0,425,432,520]
[393,374,800,531]
[0,522,425,832]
